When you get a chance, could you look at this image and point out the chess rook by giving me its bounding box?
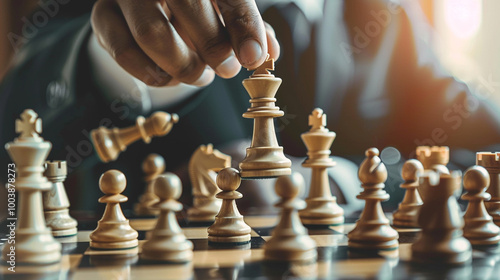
[477,152,500,227]
[412,171,472,265]
[43,160,78,237]
[416,146,449,173]
[299,108,344,226]
[392,159,424,228]
[134,154,166,216]
[142,173,193,262]
[2,109,61,264]
[208,168,251,244]
[91,111,179,162]
[348,148,399,251]
[264,173,317,262]
[90,170,138,250]
[188,144,231,222]
[462,165,500,246]
[239,57,291,179]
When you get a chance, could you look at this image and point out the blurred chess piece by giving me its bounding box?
[208,168,251,244]
[264,173,317,262]
[392,159,424,228]
[91,111,179,162]
[43,160,78,237]
[348,148,399,251]
[416,146,449,174]
[142,173,193,262]
[462,165,500,246]
[477,152,500,227]
[239,56,291,179]
[412,171,472,265]
[188,144,231,222]
[2,109,61,264]
[299,108,344,226]
[90,170,138,250]
[134,154,166,216]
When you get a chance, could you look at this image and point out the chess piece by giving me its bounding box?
[299,108,344,226]
[188,144,231,222]
[239,56,292,178]
[348,148,399,251]
[90,170,139,249]
[2,109,61,264]
[392,159,424,228]
[142,173,193,262]
[43,160,78,237]
[208,168,251,244]
[264,173,317,262]
[462,165,500,246]
[91,111,179,162]
[412,171,472,265]
[416,146,450,174]
[134,154,166,216]
[477,152,500,227]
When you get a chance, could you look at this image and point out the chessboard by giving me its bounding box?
[2,212,499,280]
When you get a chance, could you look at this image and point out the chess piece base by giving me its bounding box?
[2,228,61,264]
[486,202,500,227]
[264,236,317,262]
[142,236,193,262]
[142,247,193,263]
[208,234,251,244]
[348,239,399,251]
[299,199,344,226]
[392,207,420,228]
[45,209,78,237]
[90,239,139,250]
[187,198,221,222]
[411,236,472,265]
[348,224,399,251]
[239,147,291,179]
[464,224,500,246]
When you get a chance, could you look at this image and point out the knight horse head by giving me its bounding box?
[189,144,231,197]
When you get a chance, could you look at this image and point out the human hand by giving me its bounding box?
[91,0,280,87]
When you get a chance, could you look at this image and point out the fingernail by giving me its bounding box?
[215,55,241,78]
[239,39,262,66]
[192,67,215,87]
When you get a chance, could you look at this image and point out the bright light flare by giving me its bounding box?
[444,0,482,39]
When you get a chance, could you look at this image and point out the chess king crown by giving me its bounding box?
[477,152,500,172]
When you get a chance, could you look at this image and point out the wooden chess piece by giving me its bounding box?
[392,159,424,228]
[348,148,399,251]
[188,144,231,222]
[477,152,500,227]
[43,160,78,237]
[264,173,317,262]
[299,108,344,226]
[412,171,472,265]
[142,173,193,262]
[208,168,251,244]
[91,111,179,162]
[2,109,61,264]
[416,146,450,174]
[462,165,500,246]
[90,170,138,249]
[134,154,166,216]
[239,56,291,179]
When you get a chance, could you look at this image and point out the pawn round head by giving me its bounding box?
[463,165,490,193]
[154,173,182,200]
[401,159,424,182]
[275,172,304,200]
[142,153,166,175]
[216,168,241,192]
[99,169,126,195]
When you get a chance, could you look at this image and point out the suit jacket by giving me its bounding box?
[1,0,499,211]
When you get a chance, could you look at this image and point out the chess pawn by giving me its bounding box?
[134,154,166,216]
[239,57,292,179]
[392,159,424,228]
[416,146,450,174]
[299,108,344,226]
[477,152,500,227]
[462,165,500,246]
[208,168,251,244]
[264,173,317,262]
[90,170,138,249]
[348,148,399,251]
[91,111,179,162]
[142,173,193,262]
[43,160,78,237]
[2,109,61,264]
[412,171,472,265]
